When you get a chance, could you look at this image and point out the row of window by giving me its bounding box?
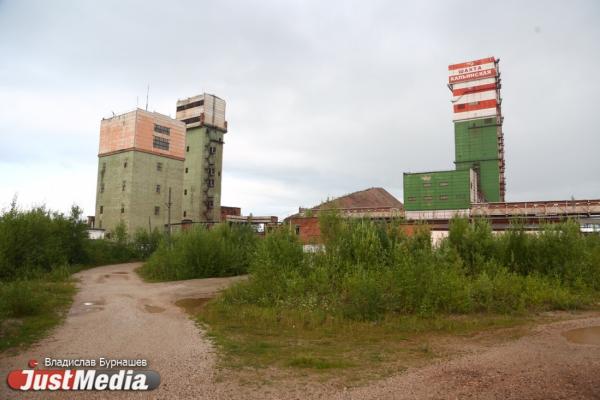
[100,203,217,218]
[176,99,204,112]
[153,124,170,135]
[153,136,170,151]
[101,180,217,195]
[406,194,467,202]
[422,181,448,188]
[99,205,161,215]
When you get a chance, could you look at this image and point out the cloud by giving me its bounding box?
[0,0,599,218]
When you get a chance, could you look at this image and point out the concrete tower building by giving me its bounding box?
[176,94,227,223]
[94,109,185,234]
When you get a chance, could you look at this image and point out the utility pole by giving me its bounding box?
[167,187,172,246]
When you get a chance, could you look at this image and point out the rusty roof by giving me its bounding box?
[313,187,403,210]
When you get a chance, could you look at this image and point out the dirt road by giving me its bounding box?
[2,262,600,399]
[0,262,245,399]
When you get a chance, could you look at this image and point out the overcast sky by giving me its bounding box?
[1,0,599,218]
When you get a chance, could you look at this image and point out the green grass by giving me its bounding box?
[196,301,529,382]
[0,276,76,352]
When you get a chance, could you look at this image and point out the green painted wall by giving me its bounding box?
[454,118,502,203]
[403,170,472,211]
[182,126,224,222]
[95,151,183,235]
[454,118,499,163]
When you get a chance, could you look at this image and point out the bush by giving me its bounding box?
[138,224,258,281]
[217,215,600,321]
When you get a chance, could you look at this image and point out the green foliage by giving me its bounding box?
[132,228,163,259]
[0,201,89,280]
[138,224,258,281]
[0,201,153,281]
[0,271,76,351]
[218,215,599,321]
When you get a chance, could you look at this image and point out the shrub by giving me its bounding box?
[217,214,600,321]
[138,224,258,281]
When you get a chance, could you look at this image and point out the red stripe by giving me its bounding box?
[448,57,495,71]
[453,99,497,113]
[452,83,497,96]
[449,68,496,84]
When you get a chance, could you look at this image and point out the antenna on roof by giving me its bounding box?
[145,84,150,111]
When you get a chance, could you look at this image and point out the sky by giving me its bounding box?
[0,0,599,218]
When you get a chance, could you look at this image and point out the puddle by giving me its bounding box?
[144,304,165,313]
[562,326,600,345]
[82,299,106,306]
[175,298,212,315]
[113,271,128,275]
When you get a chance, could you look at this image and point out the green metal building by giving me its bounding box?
[454,116,504,203]
[403,169,478,211]
[403,57,505,213]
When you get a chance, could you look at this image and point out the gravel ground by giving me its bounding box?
[0,262,245,399]
[2,262,600,399]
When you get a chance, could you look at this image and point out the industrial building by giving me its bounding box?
[285,57,599,245]
[94,109,185,234]
[404,57,505,217]
[286,188,404,244]
[176,94,227,224]
[94,93,229,235]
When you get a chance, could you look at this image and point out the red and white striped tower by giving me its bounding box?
[448,57,505,201]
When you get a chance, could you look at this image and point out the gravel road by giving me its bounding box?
[0,262,245,399]
[2,262,600,399]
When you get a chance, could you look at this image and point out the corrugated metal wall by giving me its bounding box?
[403,170,473,211]
[453,117,502,203]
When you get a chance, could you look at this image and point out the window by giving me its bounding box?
[208,179,215,188]
[218,171,221,177]
[295,225,300,235]
[439,181,449,187]
[184,189,187,195]
[154,206,160,216]
[207,199,214,208]
[157,162,163,171]
[208,167,215,176]
[183,211,187,218]
[440,195,448,200]
[424,196,433,201]
[153,136,170,150]
[156,184,161,194]
[100,206,103,214]
[176,99,204,112]
[423,183,431,188]
[209,146,216,154]
[123,160,128,168]
[122,180,126,191]
[182,116,201,125]
[100,183,105,193]
[185,167,188,173]
[186,146,189,152]
[154,124,170,135]
[121,206,125,214]
[407,196,416,202]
